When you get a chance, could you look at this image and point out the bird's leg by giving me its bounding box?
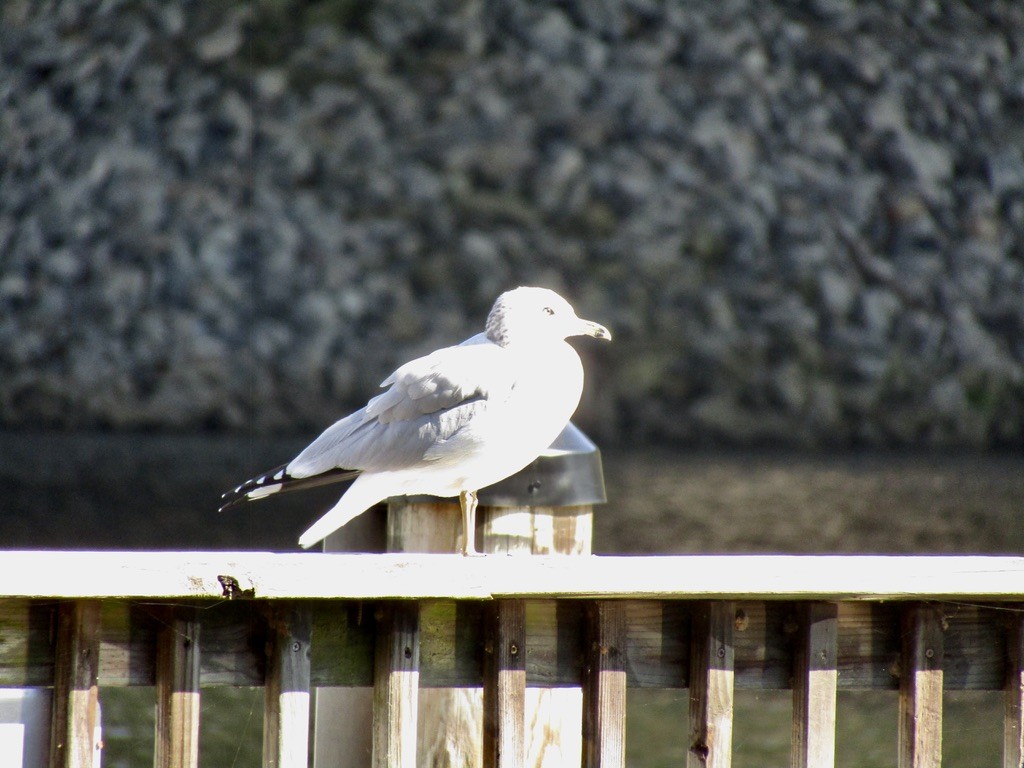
[459,490,480,556]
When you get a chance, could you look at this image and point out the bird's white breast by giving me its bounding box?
[466,340,584,488]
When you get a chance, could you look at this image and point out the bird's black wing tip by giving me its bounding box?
[217,464,362,513]
[217,485,252,513]
[217,462,293,512]
[217,494,247,514]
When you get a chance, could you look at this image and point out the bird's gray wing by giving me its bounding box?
[286,340,513,478]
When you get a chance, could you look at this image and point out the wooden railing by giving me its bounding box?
[2,552,1023,767]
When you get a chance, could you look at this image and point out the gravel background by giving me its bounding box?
[2,0,1023,446]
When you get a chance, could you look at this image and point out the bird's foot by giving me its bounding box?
[460,542,485,557]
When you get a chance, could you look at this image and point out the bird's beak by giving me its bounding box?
[579,319,612,341]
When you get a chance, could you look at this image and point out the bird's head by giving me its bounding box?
[485,286,611,348]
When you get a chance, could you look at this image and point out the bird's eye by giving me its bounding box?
[542,306,555,316]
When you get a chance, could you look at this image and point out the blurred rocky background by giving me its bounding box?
[2,0,1023,447]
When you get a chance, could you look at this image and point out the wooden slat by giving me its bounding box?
[734,602,789,689]
[263,603,312,768]
[314,505,384,768]
[0,597,1010,692]
[372,602,420,768]
[791,602,838,768]
[98,601,153,687]
[837,601,900,690]
[942,601,1006,689]
[95,600,267,688]
[311,611,375,768]
[0,600,56,686]
[49,600,101,768]
[483,599,526,768]
[582,601,627,768]
[389,499,481,768]
[154,607,201,768]
[898,603,944,768]
[1,552,1024,601]
[200,601,265,686]
[616,601,689,688]
[1006,610,1024,768]
[688,601,735,768]
[505,504,592,768]
[0,597,1012,692]
[512,599,586,766]
[310,600,375,688]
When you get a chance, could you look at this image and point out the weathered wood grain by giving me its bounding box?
[0,599,57,686]
[0,597,1014,691]
[1005,609,1024,768]
[582,600,627,768]
[509,503,591,768]
[263,602,312,768]
[372,602,420,768]
[48,600,101,768]
[791,602,838,768]
[389,499,484,768]
[2,552,1024,601]
[0,557,1021,768]
[688,601,735,768]
[154,606,201,768]
[483,599,526,768]
[310,600,374,688]
[898,603,944,768]
[532,505,593,556]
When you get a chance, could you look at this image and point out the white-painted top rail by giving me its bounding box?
[1,551,1023,601]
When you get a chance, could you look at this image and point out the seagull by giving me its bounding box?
[220,286,611,555]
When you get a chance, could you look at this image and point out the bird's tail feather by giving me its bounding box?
[219,464,361,513]
[297,476,386,549]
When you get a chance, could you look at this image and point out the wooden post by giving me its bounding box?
[386,500,484,767]
[49,600,101,768]
[898,603,944,768]
[314,506,385,768]
[791,602,838,768]
[154,606,201,768]
[1005,610,1024,768]
[483,599,527,768]
[388,499,464,553]
[263,603,312,768]
[688,601,735,768]
[381,497,595,767]
[582,600,627,768]
[314,427,604,766]
[488,503,592,768]
[372,602,420,768]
